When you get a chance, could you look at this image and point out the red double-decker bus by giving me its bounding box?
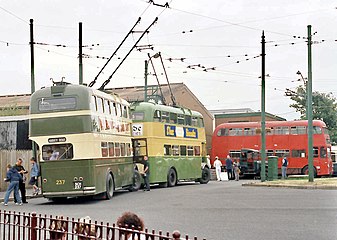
[211,120,333,176]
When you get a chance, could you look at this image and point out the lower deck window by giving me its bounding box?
[42,144,73,160]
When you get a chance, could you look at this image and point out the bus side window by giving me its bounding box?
[91,95,97,111]
[313,147,319,158]
[198,118,204,128]
[115,143,121,156]
[172,145,179,156]
[185,115,192,126]
[121,143,126,156]
[97,97,104,114]
[180,146,186,156]
[154,110,161,122]
[187,146,194,156]
[101,142,108,157]
[170,113,177,124]
[116,104,122,117]
[122,105,128,118]
[111,101,117,116]
[320,147,327,158]
[191,117,198,127]
[164,145,171,156]
[108,142,114,157]
[104,99,110,114]
[162,111,169,123]
[177,114,185,125]
[194,146,200,156]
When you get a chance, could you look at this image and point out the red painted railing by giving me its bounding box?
[0,210,205,240]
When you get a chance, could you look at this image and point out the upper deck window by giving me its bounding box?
[39,97,76,112]
[170,113,177,124]
[191,117,198,127]
[154,110,161,122]
[161,111,170,123]
[96,97,104,114]
[274,126,289,135]
[313,126,322,134]
[90,96,97,111]
[185,115,192,126]
[177,114,185,125]
[323,127,329,135]
[290,126,306,135]
[198,118,204,128]
[229,128,243,136]
[132,112,144,121]
[104,99,110,114]
[122,105,128,118]
[217,128,228,136]
[244,128,255,136]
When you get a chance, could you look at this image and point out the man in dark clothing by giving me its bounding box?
[143,156,150,191]
[13,158,28,203]
[3,164,23,205]
[225,155,233,180]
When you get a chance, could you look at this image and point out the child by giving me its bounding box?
[29,157,40,196]
[3,164,23,206]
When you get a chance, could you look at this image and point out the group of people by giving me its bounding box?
[3,157,40,206]
[49,212,145,240]
[213,155,240,181]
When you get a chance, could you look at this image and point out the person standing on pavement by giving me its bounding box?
[213,156,222,181]
[29,157,40,196]
[281,156,288,179]
[142,156,150,191]
[13,158,28,203]
[3,164,23,206]
[233,161,240,181]
[225,155,233,180]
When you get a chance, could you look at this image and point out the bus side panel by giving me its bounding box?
[94,157,134,192]
[148,156,202,183]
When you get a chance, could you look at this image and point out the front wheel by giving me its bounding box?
[302,166,317,177]
[105,173,114,199]
[167,168,177,187]
[199,167,211,184]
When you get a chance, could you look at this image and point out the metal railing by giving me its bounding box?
[0,210,206,240]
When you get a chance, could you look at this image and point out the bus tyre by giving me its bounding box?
[129,170,141,192]
[302,166,317,177]
[199,167,211,184]
[167,168,177,187]
[105,173,114,199]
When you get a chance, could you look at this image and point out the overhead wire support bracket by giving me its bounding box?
[88,17,141,88]
[99,17,158,91]
[148,0,170,8]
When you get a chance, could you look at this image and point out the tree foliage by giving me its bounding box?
[289,85,337,144]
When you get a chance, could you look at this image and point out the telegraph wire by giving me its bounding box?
[0,5,28,24]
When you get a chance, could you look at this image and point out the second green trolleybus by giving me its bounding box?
[131,101,211,187]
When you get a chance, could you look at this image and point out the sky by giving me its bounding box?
[1,0,337,120]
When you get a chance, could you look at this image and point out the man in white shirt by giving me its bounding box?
[213,156,222,181]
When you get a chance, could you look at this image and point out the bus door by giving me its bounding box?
[132,138,148,163]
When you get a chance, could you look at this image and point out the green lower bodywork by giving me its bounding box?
[144,156,202,183]
[40,157,134,198]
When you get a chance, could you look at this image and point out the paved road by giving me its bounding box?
[2,180,337,240]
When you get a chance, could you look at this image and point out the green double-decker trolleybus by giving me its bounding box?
[29,83,140,200]
[131,102,211,187]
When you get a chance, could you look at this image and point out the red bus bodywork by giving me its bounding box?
[211,120,333,176]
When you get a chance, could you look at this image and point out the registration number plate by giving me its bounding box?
[74,182,83,190]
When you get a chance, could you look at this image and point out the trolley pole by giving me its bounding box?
[79,22,83,85]
[307,25,314,182]
[260,31,266,182]
[144,60,148,102]
[30,19,37,160]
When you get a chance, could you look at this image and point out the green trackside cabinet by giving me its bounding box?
[267,156,278,181]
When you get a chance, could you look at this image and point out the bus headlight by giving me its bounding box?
[316,166,321,170]
[43,178,47,183]
[79,177,83,181]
